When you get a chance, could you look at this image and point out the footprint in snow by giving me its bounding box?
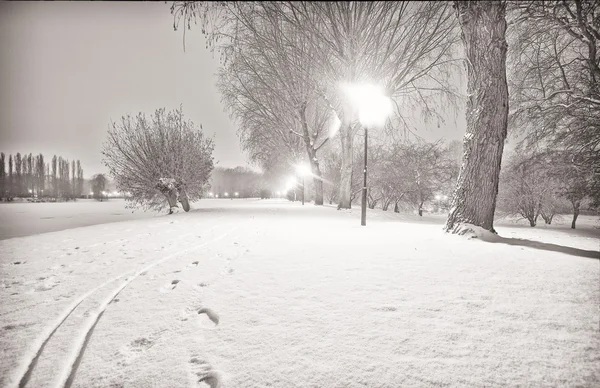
[117,337,155,367]
[197,307,219,327]
[160,280,180,293]
[191,261,199,267]
[189,358,224,388]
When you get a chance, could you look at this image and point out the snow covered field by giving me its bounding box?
[0,199,162,240]
[1,199,598,388]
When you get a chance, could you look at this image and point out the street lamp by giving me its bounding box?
[344,83,392,226]
[295,164,311,205]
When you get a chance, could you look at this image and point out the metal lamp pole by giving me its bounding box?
[361,126,368,226]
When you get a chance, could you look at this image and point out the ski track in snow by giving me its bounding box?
[6,217,248,388]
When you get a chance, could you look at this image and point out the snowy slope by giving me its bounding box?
[1,199,598,387]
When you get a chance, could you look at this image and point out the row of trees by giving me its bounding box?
[173,1,461,208]
[209,166,264,198]
[318,138,460,215]
[171,1,598,234]
[0,152,84,201]
[498,151,597,229]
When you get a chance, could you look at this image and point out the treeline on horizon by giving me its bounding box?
[0,152,84,201]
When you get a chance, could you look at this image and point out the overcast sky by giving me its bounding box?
[0,1,247,178]
[0,2,467,179]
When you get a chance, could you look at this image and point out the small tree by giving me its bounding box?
[91,174,108,201]
[8,154,13,200]
[0,153,5,200]
[102,107,214,213]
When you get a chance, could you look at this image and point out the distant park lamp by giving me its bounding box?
[224,192,229,197]
[234,192,239,197]
[344,83,392,226]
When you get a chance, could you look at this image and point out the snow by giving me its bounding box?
[1,199,598,387]
[0,199,162,240]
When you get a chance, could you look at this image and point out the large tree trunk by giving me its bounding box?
[445,1,509,234]
[179,189,190,212]
[337,125,353,209]
[571,200,580,229]
[299,103,324,206]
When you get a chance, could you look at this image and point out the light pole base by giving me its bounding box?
[361,187,367,226]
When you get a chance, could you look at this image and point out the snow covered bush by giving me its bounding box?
[102,107,214,213]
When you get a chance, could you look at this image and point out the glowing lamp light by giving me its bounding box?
[215,194,219,198]
[296,164,311,176]
[224,192,229,197]
[208,192,214,197]
[435,195,441,200]
[343,83,392,128]
[234,192,239,197]
[276,191,281,196]
[285,177,297,191]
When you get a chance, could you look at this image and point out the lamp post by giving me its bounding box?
[344,83,392,226]
[295,164,310,206]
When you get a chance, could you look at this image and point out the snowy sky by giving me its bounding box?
[0,2,468,179]
[0,2,245,178]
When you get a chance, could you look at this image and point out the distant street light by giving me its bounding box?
[215,194,219,198]
[296,164,311,206]
[344,83,392,226]
[208,192,214,198]
[224,192,229,197]
[234,192,239,197]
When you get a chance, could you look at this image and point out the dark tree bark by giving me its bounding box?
[337,125,353,209]
[571,200,580,229]
[299,103,324,206]
[445,1,509,234]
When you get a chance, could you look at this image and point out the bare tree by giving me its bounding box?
[172,1,461,209]
[91,174,108,202]
[497,155,551,227]
[102,107,214,213]
[0,153,5,200]
[176,2,334,205]
[8,154,13,199]
[445,1,509,234]
[508,0,600,179]
[76,160,84,198]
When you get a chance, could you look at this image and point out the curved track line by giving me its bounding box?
[55,221,248,388]
[9,273,128,388]
[10,218,230,388]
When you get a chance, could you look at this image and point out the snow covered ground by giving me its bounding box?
[0,199,162,240]
[1,199,598,388]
